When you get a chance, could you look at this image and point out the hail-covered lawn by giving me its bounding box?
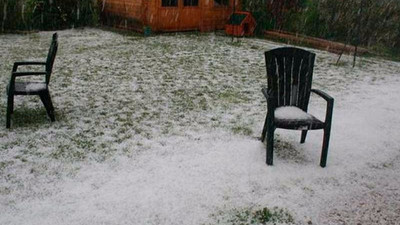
[1,28,400,225]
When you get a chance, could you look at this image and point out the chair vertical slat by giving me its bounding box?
[298,56,310,110]
[291,57,302,106]
[303,54,315,111]
[276,56,285,106]
[265,52,277,102]
[284,55,293,105]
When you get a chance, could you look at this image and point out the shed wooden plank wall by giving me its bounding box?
[100,0,239,32]
[199,0,236,31]
[100,0,145,30]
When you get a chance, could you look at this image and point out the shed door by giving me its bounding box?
[158,0,181,30]
[157,0,201,31]
[179,0,201,30]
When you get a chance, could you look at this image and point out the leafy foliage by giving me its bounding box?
[243,0,400,57]
[0,0,99,32]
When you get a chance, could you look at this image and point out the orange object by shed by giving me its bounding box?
[99,0,240,32]
[225,11,256,36]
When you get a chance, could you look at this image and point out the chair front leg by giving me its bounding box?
[6,94,14,128]
[266,122,275,165]
[320,124,332,168]
[300,130,308,143]
[267,126,275,166]
[10,95,14,114]
[261,114,268,142]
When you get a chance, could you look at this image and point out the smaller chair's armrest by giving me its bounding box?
[311,89,334,124]
[14,61,46,65]
[13,61,46,72]
[8,71,47,95]
[10,71,47,84]
[12,71,47,77]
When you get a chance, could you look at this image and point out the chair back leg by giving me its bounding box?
[39,91,55,122]
[320,126,332,167]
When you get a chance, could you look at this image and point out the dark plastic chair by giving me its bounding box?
[260,47,334,167]
[6,33,58,128]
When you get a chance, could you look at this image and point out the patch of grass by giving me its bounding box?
[331,60,349,67]
[231,125,253,136]
[172,89,195,111]
[227,40,243,47]
[99,27,143,38]
[50,144,86,161]
[73,137,96,151]
[274,138,309,164]
[73,45,106,55]
[210,206,295,225]
[368,44,400,62]
[11,107,52,128]
[0,140,22,151]
[198,97,209,110]
[0,161,15,171]
[218,89,244,104]
[161,121,173,135]
[150,41,173,52]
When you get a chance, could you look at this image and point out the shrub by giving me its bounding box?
[242,0,400,57]
[0,0,99,32]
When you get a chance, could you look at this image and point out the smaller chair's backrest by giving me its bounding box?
[265,47,315,111]
[45,33,58,84]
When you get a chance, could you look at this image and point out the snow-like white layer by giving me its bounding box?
[1,29,400,225]
[25,82,47,92]
[275,106,313,120]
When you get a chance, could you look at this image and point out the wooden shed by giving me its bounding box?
[99,0,240,32]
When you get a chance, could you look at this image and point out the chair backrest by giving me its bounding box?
[264,47,315,111]
[45,33,58,84]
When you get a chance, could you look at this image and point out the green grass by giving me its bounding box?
[10,108,52,128]
[210,206,295,225]
[218,89,249,104]
[231,125,253,136]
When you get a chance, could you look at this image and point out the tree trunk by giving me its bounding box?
[1,0,7,32]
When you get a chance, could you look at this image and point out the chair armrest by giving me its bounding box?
[262,86,276,117]
[13,61,46,72]
[10,71,47,86]
[311,89,334,102]
[311,89,334,125]
[12,71,47,77]
[8,71,47,95]
[261,86,270,100]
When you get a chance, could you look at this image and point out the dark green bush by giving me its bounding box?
[0,0,26,31]
[0,0,99,32]
[242,0,400,57]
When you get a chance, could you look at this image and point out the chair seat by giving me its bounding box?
[274,106,325,130]
[8,82,48,95]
